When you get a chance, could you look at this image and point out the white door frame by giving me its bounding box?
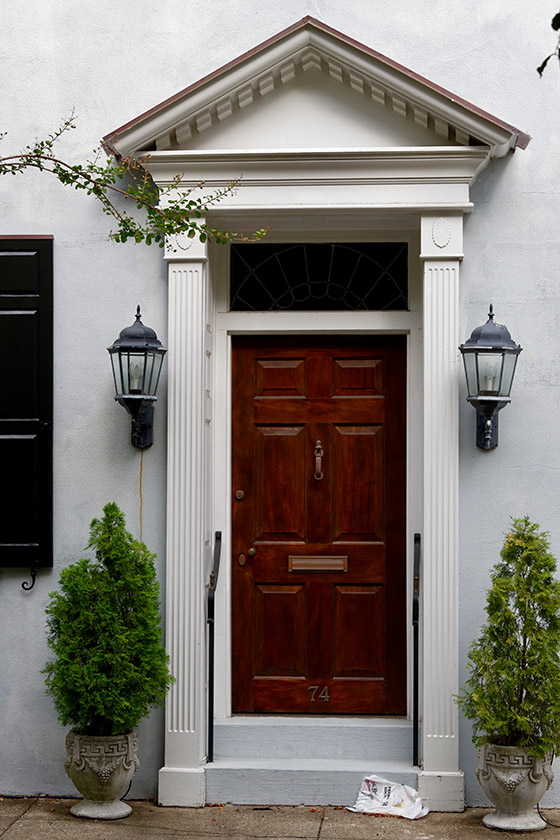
[152,148,485,810]
[210,226,423,723]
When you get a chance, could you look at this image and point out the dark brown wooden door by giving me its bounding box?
[232,336,406,714]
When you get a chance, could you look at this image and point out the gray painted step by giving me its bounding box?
[206,758,418,806]
[213,717,414,761]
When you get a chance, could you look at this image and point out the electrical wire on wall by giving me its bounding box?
[120,448,145,807]
[139,450,144,543]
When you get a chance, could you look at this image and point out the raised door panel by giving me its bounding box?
[254,584,306,676]
[255,358,306,397]
[255,426,305,542]
[333,585,385,677]
[332,425,384,543]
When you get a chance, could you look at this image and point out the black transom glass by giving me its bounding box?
[230,242,408,312]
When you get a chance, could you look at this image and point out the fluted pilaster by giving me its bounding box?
[159,235,210,805]
[418,216,464,810]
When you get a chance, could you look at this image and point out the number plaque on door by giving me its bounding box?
[308,685,330,703]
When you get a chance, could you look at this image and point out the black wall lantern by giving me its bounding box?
[459,304,522,450]
[108,306,167,449]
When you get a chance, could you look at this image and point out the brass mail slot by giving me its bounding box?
[288,555,348,572]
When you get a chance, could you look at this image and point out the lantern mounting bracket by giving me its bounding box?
[477,414,499,451]
[116,398,156,449]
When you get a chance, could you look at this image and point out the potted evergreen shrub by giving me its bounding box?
[43,502,174,820]
[458,516,560,832]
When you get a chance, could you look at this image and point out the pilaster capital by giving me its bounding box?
[420,214,464,261]
[164,229,209,262]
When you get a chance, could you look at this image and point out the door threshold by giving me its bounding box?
[219,715,411,725]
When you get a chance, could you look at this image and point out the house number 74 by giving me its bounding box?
[308,685,330,702]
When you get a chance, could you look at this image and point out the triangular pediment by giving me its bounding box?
[156,70,458,152]
[104,18,529,158]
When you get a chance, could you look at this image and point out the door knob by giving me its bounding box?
[248,547,256,556]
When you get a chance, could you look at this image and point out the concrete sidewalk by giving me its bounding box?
[2,799,560,839]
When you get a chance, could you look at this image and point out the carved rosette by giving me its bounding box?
[477,744,553,831]
[65,732,139,819]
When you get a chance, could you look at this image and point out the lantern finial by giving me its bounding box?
[488,303,494,320]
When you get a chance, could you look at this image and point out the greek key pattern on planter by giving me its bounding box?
[65,733,139,784]
[477,746,553,795]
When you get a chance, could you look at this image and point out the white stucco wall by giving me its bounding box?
[1,0,559,805]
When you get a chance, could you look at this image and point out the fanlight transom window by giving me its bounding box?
[230,243,408,312]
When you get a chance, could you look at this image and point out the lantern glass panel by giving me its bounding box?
[142,354,155,395]
[500,352,518,397]
[110,351,124,395]
[120,353,131,394]
[477,352,503,396]
[463,353,478,398]
[145,353,164,396]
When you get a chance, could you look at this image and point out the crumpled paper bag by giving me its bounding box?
[348,774,429,819]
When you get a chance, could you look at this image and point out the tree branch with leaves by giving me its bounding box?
[0,113,266,246]
[537,11,560,75]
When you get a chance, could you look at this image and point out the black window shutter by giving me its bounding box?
[0,238,53,568]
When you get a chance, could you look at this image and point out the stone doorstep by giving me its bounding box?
[212,717,416,761]
[205,758,418,806]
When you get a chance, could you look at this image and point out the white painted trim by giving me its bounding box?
[210,228,423,723]
[107,20,526,159]
[147,146,489,194]
[156,152,474,811]
[418,770,465,813]
[158,767,205,807]
[419,214,464,796]
[159,239,211,807]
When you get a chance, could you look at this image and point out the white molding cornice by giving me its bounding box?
[104,19,529,160]
[147,146,489,167]
[145,147,489,214]
[147,146,490,187]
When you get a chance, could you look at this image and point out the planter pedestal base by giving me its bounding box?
[70,799,132,820]
[483,809,545,832]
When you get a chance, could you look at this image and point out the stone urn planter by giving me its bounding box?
[477,744,553,832]
[457,519,560,832]
[43,504,174,820]
[65,731,139,819]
